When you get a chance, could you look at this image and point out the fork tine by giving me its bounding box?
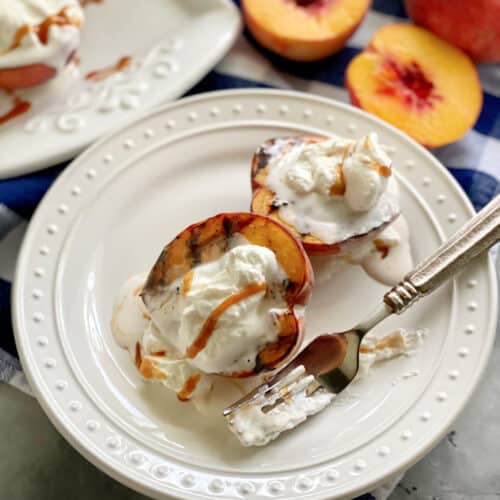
[223,365,307,417]
[265,365,306,395]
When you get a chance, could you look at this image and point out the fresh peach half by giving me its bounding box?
[251,136,399,256]
[142,212,313,375]
[242,0,371,61]
[346,24,482,148]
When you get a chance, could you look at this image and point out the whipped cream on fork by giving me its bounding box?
[228,366,334,447]
[227,327,426,447]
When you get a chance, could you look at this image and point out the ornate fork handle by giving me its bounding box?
[385,195,500,313]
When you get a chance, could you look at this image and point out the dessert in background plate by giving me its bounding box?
[251,132,413,285]
[0,0,83,90]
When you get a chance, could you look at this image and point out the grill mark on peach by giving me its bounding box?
[256,147,271,169]
[222,216,234,237]
[187,233,201,265]
[177,374,201,401]
[185,283,268,359]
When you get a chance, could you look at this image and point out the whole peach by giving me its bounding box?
[404,0,500,63]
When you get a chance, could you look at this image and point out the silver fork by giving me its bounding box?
[224,195,500,445]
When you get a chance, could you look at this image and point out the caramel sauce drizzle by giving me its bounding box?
[181,270,194,296]
[373,239,390,259]
[0,97,31,125]
[329,145,350,196]
[368,162,392,177]
[151,350,166,357]
[359,333,404,354]
[329,163,346,196]
[7,7,81,53]
[134,342,142,369]
[80,0,104,6]
[139,358,167,380]
[328,143,391,196]
[185,282,268,359]
[136,343,167,380]
[85,56,133,82]
[177,374,201,401]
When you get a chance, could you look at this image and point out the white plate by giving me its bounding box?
[13,90,498,500]
[0,0,240,179]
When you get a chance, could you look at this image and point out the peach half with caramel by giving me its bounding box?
[141,212,313,377]
[346,24,482,148]
[251,134,400,256]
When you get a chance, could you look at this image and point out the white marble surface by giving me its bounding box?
[0,254,498,500]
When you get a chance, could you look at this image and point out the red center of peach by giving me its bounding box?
[376,58,442,110]
[289,0,333,14]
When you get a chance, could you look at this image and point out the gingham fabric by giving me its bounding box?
[0,1,498,498]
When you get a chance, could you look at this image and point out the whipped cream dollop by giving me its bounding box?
[0,0,83,70]
[145,244,292,375]
[227,327,426,447]
[112,273,210,399]
[357,327,427,380]
[112,244,296,400]
[361,214,413,286]
[266,133,399,245]
[343,133,392,212]
[311,214,414,286]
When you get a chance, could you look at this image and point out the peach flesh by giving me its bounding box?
[346,24,482,148]
[242,0,371,61]
[375,58,442,111]
[290,0,335,14]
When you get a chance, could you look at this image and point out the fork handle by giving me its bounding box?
[384,195,500,313]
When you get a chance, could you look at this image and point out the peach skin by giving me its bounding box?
[405,0,500,63]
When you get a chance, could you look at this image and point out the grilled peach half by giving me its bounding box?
[251,136,400,255]
[142,212,313,376]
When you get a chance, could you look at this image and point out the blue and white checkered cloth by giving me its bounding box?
[0,1,498,498]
